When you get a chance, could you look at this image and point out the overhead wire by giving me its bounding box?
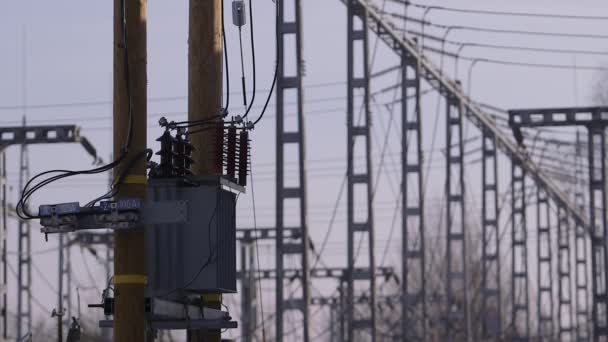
[250,0,279,127]
[391,0,608,21]
[385,11,608,40]
[0,81,346,113]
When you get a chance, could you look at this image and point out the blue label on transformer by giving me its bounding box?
[99,198,142,212]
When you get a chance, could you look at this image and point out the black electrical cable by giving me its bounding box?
[239,25,248,107]
[169,0,232,129]
[84,149,152,207]
[250,0,279,127]
[222,0,230,115]
[240,0,258,121]
[120,0,134,153]
[17,157,124,219]
[17,0,134,220]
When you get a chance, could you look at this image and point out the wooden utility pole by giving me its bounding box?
[113,0,147,341]
[187,0,224,341]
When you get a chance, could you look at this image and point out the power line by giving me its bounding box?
[402,27,608,56]
[386,11,608,40]
[0,80,346,111]
[392,0,608,21]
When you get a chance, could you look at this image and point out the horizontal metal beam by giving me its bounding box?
[237,267,394,280]
[0,125,80,149]
[72,232,113,247]
[509,107,608,128]
[237,227,301,241]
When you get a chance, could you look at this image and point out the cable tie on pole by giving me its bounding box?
[113,274,148,285]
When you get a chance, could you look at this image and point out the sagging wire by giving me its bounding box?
[16,0,135,220]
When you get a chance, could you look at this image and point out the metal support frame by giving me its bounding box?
[275,0,310,340]
[511,160,530,341]
[346,1,376,340]
[587,126,608,340]
[481,127,501,338]
[536,187,554,337]
[508,107,608,340]
[16,121,32,339]
[445,84,469,341]
[401,44,426,341]
[58,233,72,332]
[339,281,345,342]
[575,131,591,342]
[0,123,90,340]
[240,241,257,342]
[557,205,574,340]
[0,152,6,341]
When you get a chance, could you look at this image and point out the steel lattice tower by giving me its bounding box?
[444,83,470,341]
[275,0,311,340]
[511,160,530,341]
[346,1,376,340]
[536,187,554,337]
[17,117,32,339]
[480,127,501,338]
[400,46,426,341]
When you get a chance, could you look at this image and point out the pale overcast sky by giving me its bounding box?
[1,0,607,340]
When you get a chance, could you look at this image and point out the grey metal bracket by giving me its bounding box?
[99,297,237,331]
[39,200,188,234]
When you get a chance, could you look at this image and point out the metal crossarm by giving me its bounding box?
[401,50,426,341]
[511,160,530,341]
[536,187,554,338]
[445,85,469,341]
[0,125,79,149]
[481,127,501,338]
[275,0,311,340]
[346,1,376,341]
[509,107,608,130]
[237,227,301,241]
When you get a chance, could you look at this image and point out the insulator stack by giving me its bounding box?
[154,130,175,178]
[215,123,224,174]
[238,130,249,186]
[226,126,238,181]
[173,132,194,177]
[183,133,195,174]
